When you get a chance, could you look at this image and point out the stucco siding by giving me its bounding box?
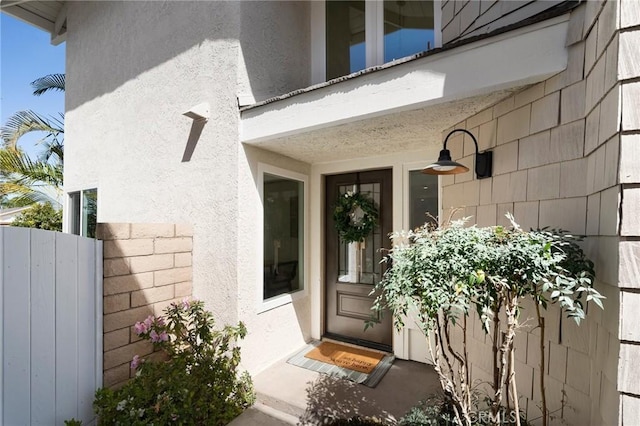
[438,2,626,423]
[236,145,312,373]
[237,0,311,105]
[65,1,243,327]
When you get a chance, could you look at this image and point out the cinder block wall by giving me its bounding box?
[96,223,193,389]
[440,2,627,424]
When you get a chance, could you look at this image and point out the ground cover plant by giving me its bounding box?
[370,213,604,426]
[94,299,254,425]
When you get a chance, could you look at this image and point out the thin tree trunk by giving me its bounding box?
[427,331,471,426]
[509,342,521,426]
[492,294,518,426]
[535,302,548,426]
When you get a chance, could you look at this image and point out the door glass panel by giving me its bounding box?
[337,183,382,285]
[326,0,366,80]
[384,0,435,63]
[409,171,438,229]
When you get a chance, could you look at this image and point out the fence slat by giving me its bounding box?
[55,232,79,423]
[30,230,56,424]
[3,227,31,425]
[1,228,101,425]
[77,237,96,422]
[0,229,4,423]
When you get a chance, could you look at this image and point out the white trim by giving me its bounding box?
[365,0,384,68]
[433,0,443,48]
[256,163,309,314]
[95,240,103,389]
[65,188,98,237]
[310,1,326,84]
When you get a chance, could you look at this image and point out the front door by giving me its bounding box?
[325,169,393,350]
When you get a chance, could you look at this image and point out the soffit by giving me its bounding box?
[241,15,570,164]
[1,0,67,45]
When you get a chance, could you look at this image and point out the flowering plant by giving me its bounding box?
[94,299,255,425]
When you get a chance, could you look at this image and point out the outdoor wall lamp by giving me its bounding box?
[183,102,210,121]
[422,129,493,179]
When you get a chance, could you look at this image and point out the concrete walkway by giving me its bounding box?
[229,349,441,425]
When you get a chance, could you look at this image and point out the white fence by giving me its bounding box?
[0,227,103,425]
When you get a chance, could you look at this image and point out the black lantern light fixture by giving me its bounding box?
[422,129,493,179]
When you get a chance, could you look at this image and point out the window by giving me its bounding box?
[409,171,438,230]
[69,189,97,238]
[262,172,305,302]
[325,0,437,80]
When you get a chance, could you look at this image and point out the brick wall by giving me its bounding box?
[96,223,193,389]
[440,2,623,424]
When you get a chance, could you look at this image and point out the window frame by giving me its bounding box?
[311,0,443,84]
[257,163,309,313]
[66,188,98,238]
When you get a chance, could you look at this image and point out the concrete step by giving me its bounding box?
[256,390,307,419]
[229,402,299,426]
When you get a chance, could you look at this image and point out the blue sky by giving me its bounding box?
[1,13,66,159]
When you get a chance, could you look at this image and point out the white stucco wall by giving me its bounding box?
[64,1,318,374]
[236,145,312,373]
[237,0,311,105]
[65,0,243,326]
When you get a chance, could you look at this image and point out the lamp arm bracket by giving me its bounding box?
[442,129,479,154]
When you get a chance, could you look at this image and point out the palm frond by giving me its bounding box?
[0,182,60,207]
[0,148,63,188]
[1,110,64,149]
[31,73,65,96]
[38,139,64,163]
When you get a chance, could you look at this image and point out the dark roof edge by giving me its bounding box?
[240,0,580,112]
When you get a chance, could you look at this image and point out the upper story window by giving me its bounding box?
[324,0,439,81]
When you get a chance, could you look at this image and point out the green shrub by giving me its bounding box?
[399,399,456,426]
[11,202,62,231]
[328,417,386,425]
[94,299,255,425]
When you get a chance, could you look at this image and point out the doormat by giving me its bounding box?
[287,341,395,388]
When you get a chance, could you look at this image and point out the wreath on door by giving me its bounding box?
[333,191,378,244]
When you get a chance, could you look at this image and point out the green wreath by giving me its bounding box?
[333,191,378,244]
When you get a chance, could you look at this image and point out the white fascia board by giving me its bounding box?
[2,4,55,33]
[241,15,570,144]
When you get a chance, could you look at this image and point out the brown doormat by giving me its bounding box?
[304,341,384,374]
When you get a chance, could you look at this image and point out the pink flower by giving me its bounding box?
[133,322,147,335]
[181,298,191,310]
[158,331,169,342]
[143,315,154,329]
[155,316,165,327]
[131,355,141,369]
[150,330,159,342]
